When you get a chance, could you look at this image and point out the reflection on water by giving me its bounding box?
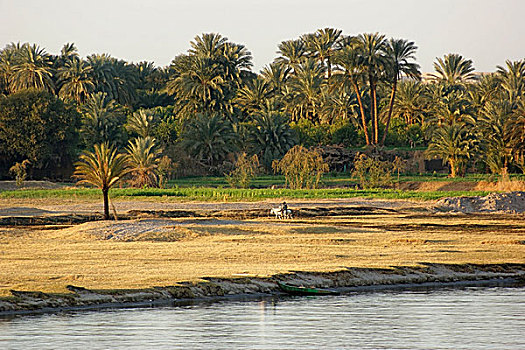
[1,286,524,349]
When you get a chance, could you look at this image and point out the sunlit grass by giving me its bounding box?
[1,214,523,296]
[0,187,491,201]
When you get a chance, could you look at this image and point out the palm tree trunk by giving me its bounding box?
[372,81,379,145]
[449,159,456,178]
[381,79,397,146]
[102,187,110,220]
[369,74,378,145]
[351,80,370,145]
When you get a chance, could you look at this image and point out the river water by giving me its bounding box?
[1,286,523,349]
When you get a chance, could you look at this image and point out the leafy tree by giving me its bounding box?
[152,113,179,148]
[126,136,162,188]
[272,145,328,189]
[0,89,79,176]
[74,143,130,220]
[331,121,359,147]
[290,118,331,147]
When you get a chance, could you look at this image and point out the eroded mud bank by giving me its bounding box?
[2,263,524,316]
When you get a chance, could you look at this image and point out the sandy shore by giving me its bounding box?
[1,197,524,315]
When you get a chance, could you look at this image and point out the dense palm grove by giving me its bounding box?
[1,28,525,182]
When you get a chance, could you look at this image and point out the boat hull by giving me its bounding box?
[277,282,340,296]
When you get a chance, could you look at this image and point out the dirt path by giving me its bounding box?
[0,197,430,217]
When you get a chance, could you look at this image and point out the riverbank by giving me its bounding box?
[1,197,524,316]
[2,263,524,316]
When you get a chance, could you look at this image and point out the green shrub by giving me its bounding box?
[9,160,31,187]
[226,153,259,188]
[352,153,393,189]
[290,119,331,147]
[272,145,328,189]
[331,122,358,147]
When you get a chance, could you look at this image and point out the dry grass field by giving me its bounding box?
[1,209,524,297]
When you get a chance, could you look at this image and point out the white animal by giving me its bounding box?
[270,207,293,219]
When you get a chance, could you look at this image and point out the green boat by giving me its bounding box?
[277,282,340,296]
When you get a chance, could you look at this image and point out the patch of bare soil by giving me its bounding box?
[398,180,525,192]
[0,181,69,191]
[435,191,525,214]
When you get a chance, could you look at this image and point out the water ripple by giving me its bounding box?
[1,287,524,350]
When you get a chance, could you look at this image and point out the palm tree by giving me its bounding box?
[426,122,475,177]
[56,43,79,67]
[496,60,525,104]
[431,53,476,85]
[467,73,500,111]
[74,143,130,219]
[235,77,273,115]
[57,57,95,103]
[261,63,291,96]
[189,33,228,59]
[358,33,387,144]
[318,87,357,125]
[509,100,525,172]
[381,38,421,145]
[287,58,326,121]
[126,109,155,138]
[10,43,54,92]
[275,39,307,69]
[302,28,342,78]
[80,92,126,148]
[332,39,371,145]
[182,113,237,168]
[126,136,162,188]
[0,43,20,94]
[221,42,253,84]
[167,56,225,114]
[428,89,475,126]
[87,53,116,99]
[478,100,515,175]
[110,59,139,106]
[248,110,296,170]
[392,80,428,126]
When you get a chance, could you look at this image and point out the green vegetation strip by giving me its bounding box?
[0,187,491,201]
